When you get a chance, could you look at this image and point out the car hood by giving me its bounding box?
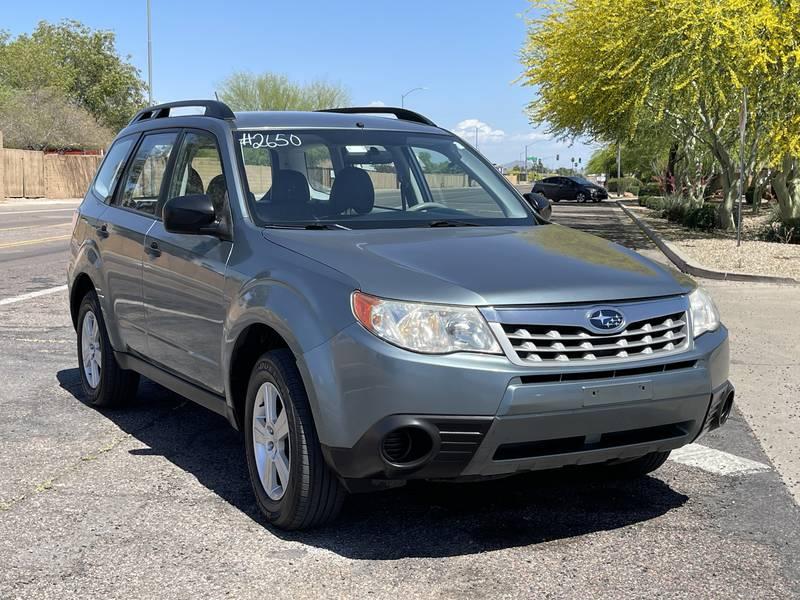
[263,224,694,306]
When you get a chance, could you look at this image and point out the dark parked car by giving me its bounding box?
[533,176,608,202]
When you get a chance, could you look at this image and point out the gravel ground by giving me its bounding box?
[626,204,800,279]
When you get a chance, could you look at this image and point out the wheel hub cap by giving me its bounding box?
[252,382,291,500]
[81,311,102,389]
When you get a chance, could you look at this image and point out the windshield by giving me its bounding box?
[234,129,533,228]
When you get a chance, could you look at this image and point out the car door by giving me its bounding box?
[103,130,179,356]
[142,129,233,393]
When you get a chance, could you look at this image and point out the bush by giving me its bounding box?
[638,196,666,210]
[760,211,799,244]
[660,196,688,223]
[683,204,718,231]
[639,182,663,196]
[607,177,642,196]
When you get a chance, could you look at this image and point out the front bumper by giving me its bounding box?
[301,323,731,481]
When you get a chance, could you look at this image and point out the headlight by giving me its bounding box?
[351,292,501,355]
[689,287,720,338]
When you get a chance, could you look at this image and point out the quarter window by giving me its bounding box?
[117,132,178,216]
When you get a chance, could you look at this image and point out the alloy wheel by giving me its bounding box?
[252,382,291,500]
[81,310,102,389]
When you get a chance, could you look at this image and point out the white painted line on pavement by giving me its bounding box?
[0,285,68,306]
[670,443,771,476]
[0,208,76,216]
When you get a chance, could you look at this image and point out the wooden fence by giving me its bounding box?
[1,140,102,199]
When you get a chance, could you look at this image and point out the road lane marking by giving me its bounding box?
[0,285,68,306]
[0,222,73,232]
[669,443,771,476]
[0,208,77,216]
[0,234,71,250]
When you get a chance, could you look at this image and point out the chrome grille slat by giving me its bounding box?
[495,306,690,365]
[505,320,686,341]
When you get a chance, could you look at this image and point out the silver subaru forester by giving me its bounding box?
[67,100,733,529]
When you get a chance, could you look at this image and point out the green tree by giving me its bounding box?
[218,72,349,111]
[0,20,147,131]
[0,88,113,150]
[520,0,800,228]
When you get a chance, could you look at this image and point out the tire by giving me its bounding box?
[244,349,346,530]
[76,290,139,407]
[602,451,670,478]
[576,192,587,203]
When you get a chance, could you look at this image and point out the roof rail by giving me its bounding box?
[316,106,437,127]
[128,100,235,126]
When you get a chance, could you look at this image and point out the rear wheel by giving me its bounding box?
[76,291,139,407]
[602,451,670,478]
[244,349,346,530]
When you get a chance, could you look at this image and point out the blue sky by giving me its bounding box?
[3,0,598,167]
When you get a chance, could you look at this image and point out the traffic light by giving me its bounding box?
[556,154,559,161]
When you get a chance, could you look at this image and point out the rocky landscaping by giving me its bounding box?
[622,201,800,281]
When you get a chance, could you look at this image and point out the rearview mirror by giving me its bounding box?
[163,194,218,235]
[523,192,552,221]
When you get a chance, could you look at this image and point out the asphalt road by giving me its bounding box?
[1,198,798,599]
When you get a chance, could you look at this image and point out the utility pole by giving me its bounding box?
[474,126,479,149]
[147,0,153,105]
[737,87,748,247]
[617,142,622,197]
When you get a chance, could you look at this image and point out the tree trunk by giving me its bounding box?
[772,156,800,222]
[666,143,678,194]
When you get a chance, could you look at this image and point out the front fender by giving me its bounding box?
[221,241,359,419]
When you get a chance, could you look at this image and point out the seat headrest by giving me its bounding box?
[206,174,227,214]
[271,170,310,206]
[187,167,204,195]
[329,167,375,215]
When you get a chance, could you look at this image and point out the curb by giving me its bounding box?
[616,202,799,285]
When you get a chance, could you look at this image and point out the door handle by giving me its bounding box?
[96,224,109,239]
[145,241,162,258]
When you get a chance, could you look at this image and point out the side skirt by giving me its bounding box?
[115,351,234,425]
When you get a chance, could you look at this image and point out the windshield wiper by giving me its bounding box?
[264,223,351,230]
[426,220,481,228]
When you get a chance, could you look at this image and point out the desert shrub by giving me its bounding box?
[639,182,662,196]
[660,196,689,223]
[607,177,642,196]
[683,204,718,231]
[638,196,666,210]
[759,209,799,244]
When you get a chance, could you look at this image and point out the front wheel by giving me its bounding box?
[244,349,346,530]
[576,192,587,203]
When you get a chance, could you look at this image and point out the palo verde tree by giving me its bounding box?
[521,0,800,228]
[218,72,350,112]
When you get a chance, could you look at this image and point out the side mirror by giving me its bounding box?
[163,194,218,235]
[523,192,552,221]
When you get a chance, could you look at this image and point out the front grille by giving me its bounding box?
[499,310,689,365]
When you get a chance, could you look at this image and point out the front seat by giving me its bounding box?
[206,174,227,216]
[266,170,312,221]
[186,167,204,195]
[328,167,375,216]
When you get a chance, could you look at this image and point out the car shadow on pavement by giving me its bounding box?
[549,201,656,252]
[58,368,688,560]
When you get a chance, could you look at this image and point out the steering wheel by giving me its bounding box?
[407,202,450,212]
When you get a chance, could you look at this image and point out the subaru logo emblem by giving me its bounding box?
[587,308,625,332]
